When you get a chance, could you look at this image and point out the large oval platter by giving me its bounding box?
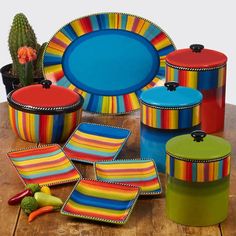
[43,13,175,114]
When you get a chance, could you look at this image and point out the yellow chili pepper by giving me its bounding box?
[40,186,51,195]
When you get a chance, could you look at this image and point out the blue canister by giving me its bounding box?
[140,82,202,173]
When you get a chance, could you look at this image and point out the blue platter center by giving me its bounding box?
[62,29,160,96]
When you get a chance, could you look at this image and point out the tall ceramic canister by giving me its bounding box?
[166,44,227,133]
[140,82,202,173]
[166,130,231,226]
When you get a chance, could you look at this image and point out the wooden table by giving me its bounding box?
[0,102,235,236]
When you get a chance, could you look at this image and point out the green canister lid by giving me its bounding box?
[166,130,231,160]
[166,131,231,182]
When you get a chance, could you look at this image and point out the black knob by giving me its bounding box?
[191,130,206,142]
[41,80,52,89]
[190,44,204,53]
[164,82,179,91]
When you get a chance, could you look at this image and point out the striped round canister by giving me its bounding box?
[9,106,82,143]
[165,130,231,226]
[7,80,84,143]
[166,65,226,90]
[166,153,230,182]
[140,82,202,130]
[141,102,201,130]
[166,44,227,133]
[140,82,203,173]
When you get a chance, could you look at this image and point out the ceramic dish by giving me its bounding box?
[139,82,202,173]
[63,122,131,163]
[7,80,83,143]
[43,12,175,114]
[94,159,162,195]
[61,179,140,224]
[7,144,81,186]
[165,130,231,226]
[166,44,227,133]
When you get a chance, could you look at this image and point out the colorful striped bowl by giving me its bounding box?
[166,130,231,226]
[61,179,140,224]
[7,80,83,143]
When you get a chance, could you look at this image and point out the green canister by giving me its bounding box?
[166,130,231,226]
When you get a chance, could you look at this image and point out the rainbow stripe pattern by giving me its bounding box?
[166,65,226,90]
[43,13,175,114]
[7,145,81,186]
[63,123,131,163]
[8,106,82,144]
[61,179,140,224]
[94,159,162,195]
[166,153,231,182]
[141,103,201,129]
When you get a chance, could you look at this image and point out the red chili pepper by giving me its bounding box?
[8,189,33,205]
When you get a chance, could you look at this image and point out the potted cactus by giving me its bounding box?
[0,13,46,94]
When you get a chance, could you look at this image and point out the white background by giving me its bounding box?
[0,0,235,104]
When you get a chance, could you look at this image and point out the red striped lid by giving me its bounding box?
[8,80,83,113]
[166,44,227,69]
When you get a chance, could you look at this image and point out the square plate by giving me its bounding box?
[63,123,131,163]
[94,159,162,195]
[7,144,81,186]
[61,179,140,224]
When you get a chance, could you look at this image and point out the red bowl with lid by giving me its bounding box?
[7,80,84,143]
[166,44,227,133]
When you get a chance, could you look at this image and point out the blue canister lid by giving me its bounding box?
[140,82,202,108]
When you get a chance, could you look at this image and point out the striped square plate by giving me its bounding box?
[63,123,131,163]
[7,144,81,186]
[61,179,140,224]
[94,159,162,195]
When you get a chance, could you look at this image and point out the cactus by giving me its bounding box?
[8,13,46,86]
[35,42,47,77]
